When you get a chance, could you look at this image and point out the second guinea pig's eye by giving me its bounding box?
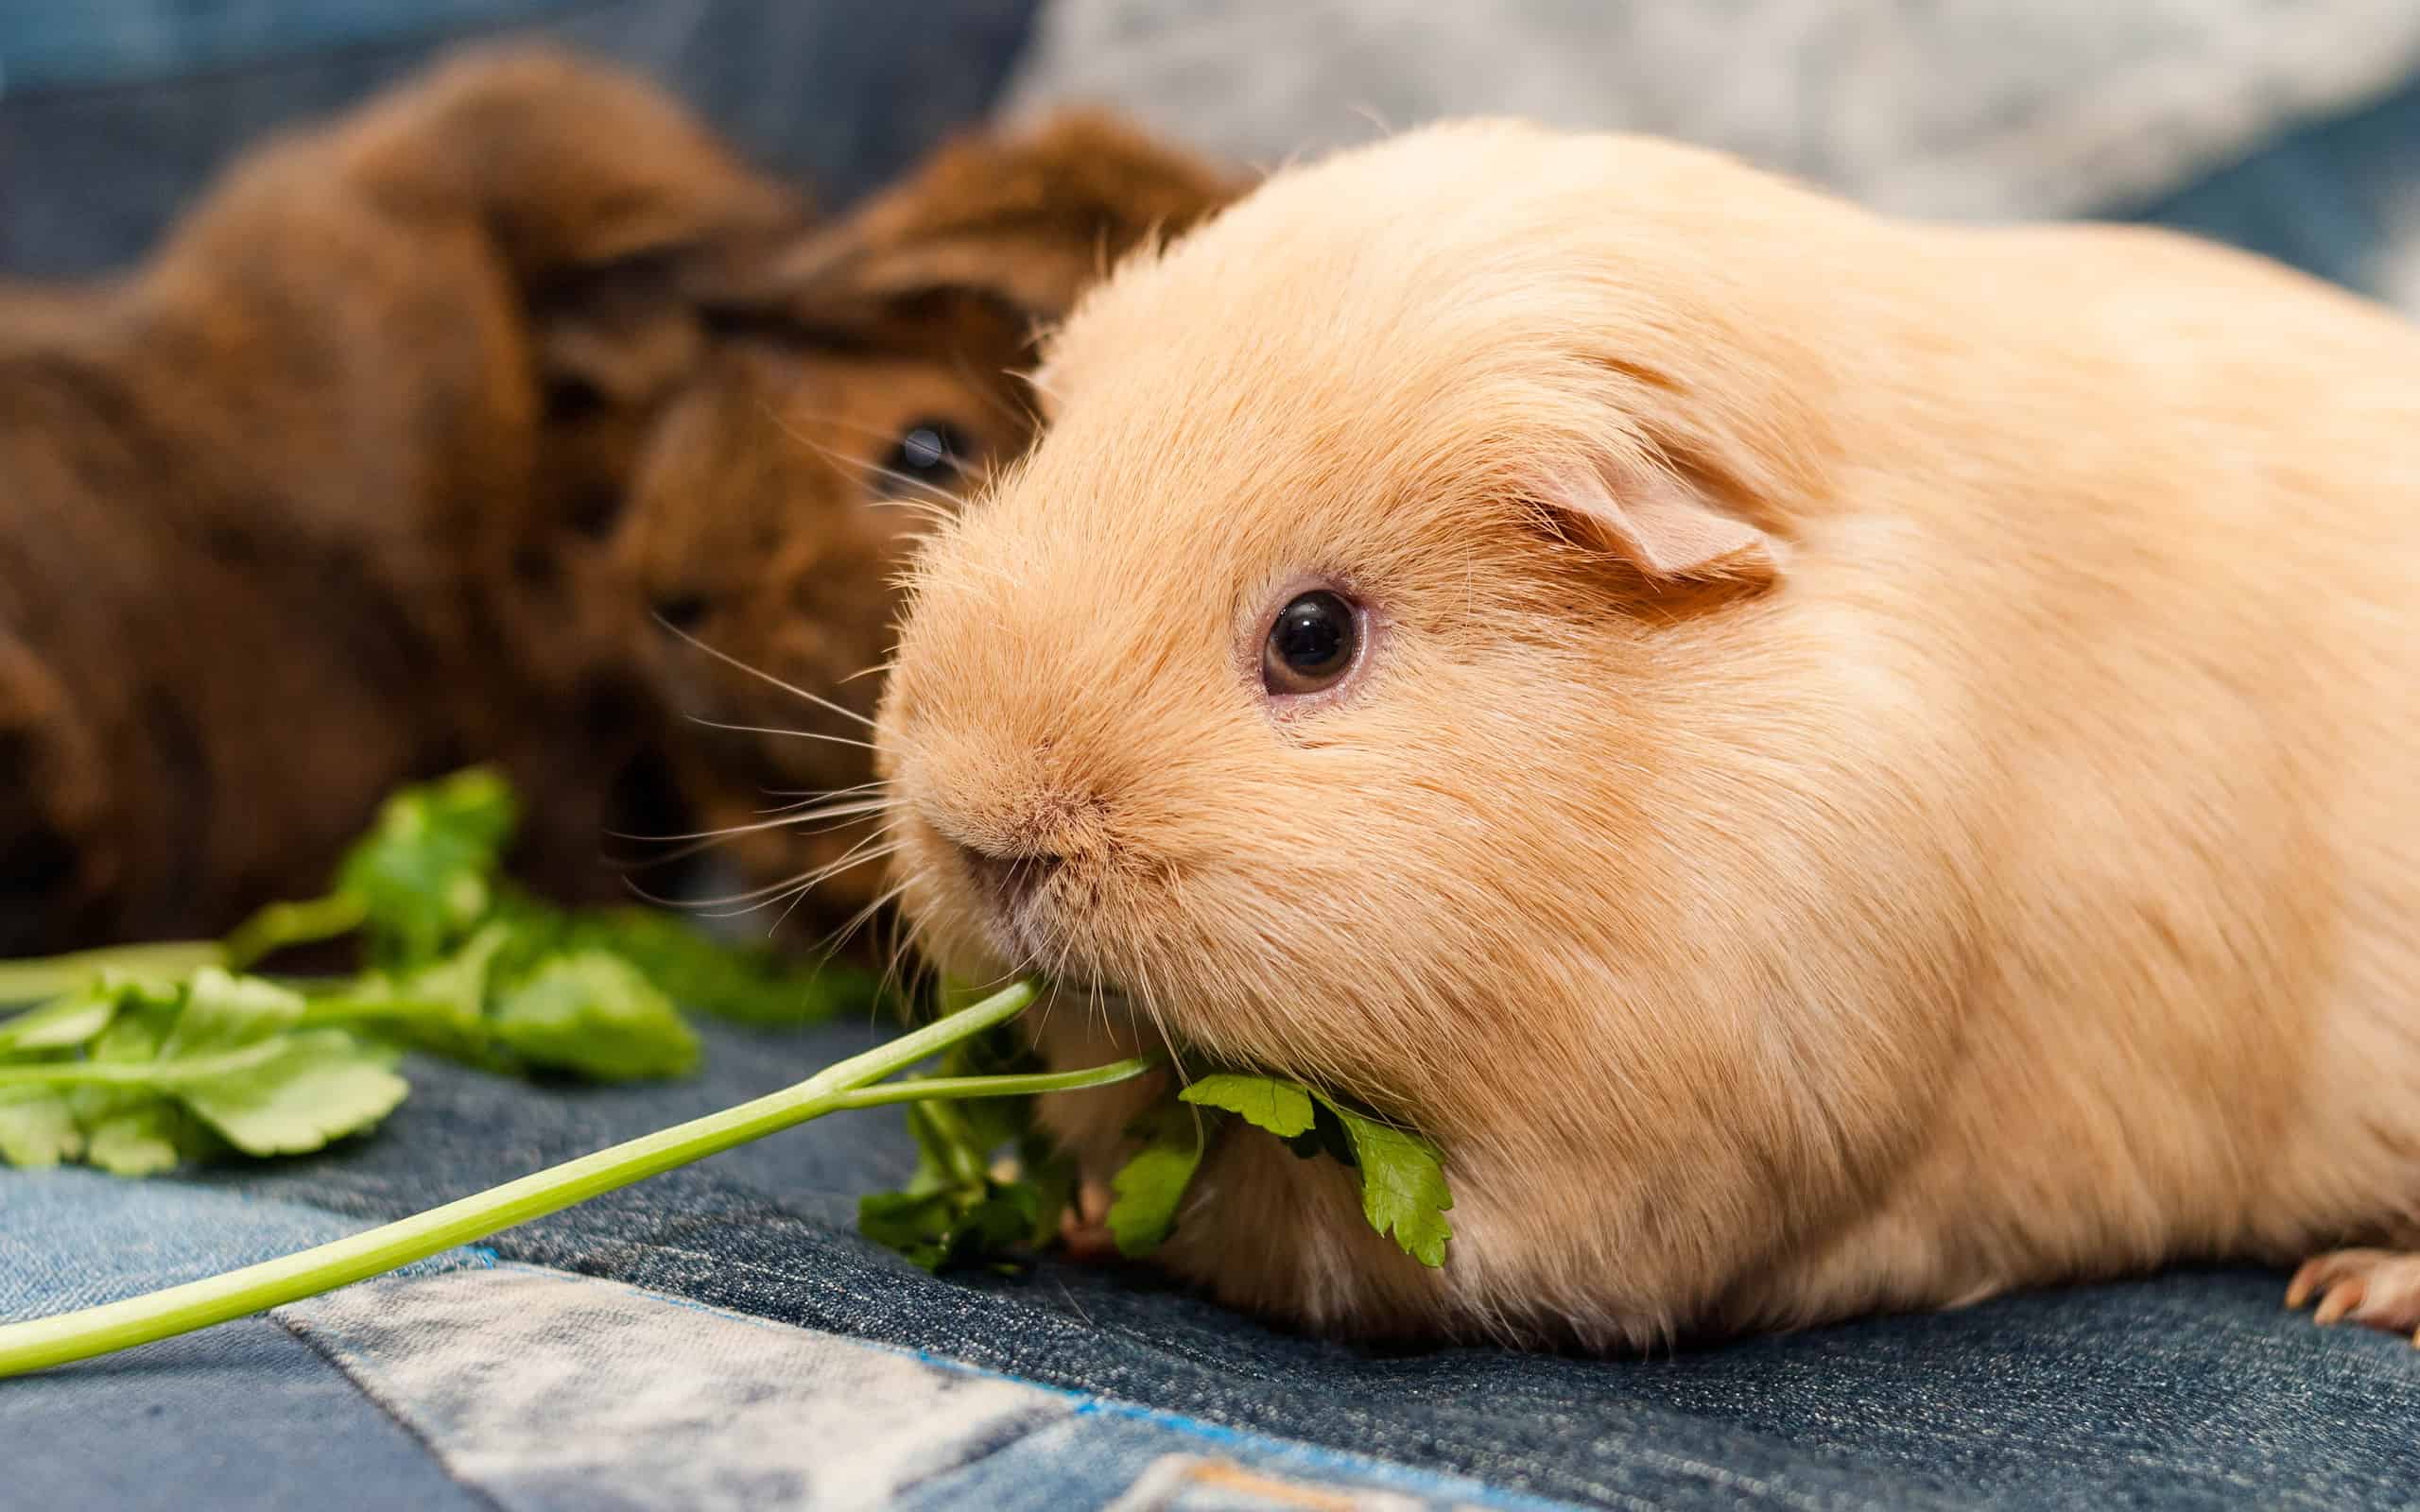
[881,419,971,489]
[1262,589,1361,696]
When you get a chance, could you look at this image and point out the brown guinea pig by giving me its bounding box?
[873,120,2420,1349]
[0,46,804,953]
[612,112,1246,934]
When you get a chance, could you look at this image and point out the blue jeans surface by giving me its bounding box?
[0,1016,2384,1510]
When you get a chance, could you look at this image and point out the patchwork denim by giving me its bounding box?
[8,1016,2409,1510]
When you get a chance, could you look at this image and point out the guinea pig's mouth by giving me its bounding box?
[1035,972,1146,1026]
[1028,972,1206,1060]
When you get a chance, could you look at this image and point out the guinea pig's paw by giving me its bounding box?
[2286,1248,2420,1342]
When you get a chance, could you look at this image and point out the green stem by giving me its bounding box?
[0,980,1057,1380]
[828,1057,1156,1109]
[0,941,227,1005]
[221,893,371,972]
[0,1041,288,1088]
[910,1098,994,1187]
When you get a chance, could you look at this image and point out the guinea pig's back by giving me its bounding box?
[1837,210,2420,1261]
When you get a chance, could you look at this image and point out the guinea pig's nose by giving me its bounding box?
[952,838,1064,912]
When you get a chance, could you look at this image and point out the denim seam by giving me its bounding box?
[506,1242,1823,1511]
[272,1306,515,1512]
[514,1220,2420,1512]
[310,1261,1621,1512]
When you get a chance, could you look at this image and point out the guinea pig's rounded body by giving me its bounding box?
[873,120,2420,1348]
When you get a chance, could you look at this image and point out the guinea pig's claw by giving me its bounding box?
[1057,1177,1119,1263]
[2287,1248,2420,1340]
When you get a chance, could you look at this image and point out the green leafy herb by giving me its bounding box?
[0,941,226,1007]
[0,971,407,1168]
[0,1088,81,1168]
[1317,1095,1455,1269]
[335,767,518,969]
[81,1103,187,1178]
[1105,1103,1207,1258]
[852,1009,1079,1273]
[489,953,700,1082]
[0,987,119,1056]
[858,1100,1056,1273]
[0,766,886,1177]
[1105,1072,1453,1270]
[856,1048,1456,1275]
[1178,1072,1316,1138]
[542,903,883,1028]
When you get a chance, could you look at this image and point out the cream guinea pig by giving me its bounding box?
[870,119,2420,1349]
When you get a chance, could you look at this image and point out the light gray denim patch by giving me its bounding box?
[278,1263,1593,1512]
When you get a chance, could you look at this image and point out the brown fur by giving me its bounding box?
[613,112,1247,928]
[0,45,806,952]
[876,121,2420,1348]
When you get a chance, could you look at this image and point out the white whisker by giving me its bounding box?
[683,837,903,912]
[753,403,977,512]
[654,615,877,730]
[610,798,890,847]
[754,780,890,814]
[686,714,876,752]
[814,877,912,957]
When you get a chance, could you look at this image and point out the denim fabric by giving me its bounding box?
[0,1164,486,1316]
[131,1017,2413,1511]
[0,1171,496,1512]
[283,1262,1595,1510]
[0,1313,492,1512]
[0,0,1042,276]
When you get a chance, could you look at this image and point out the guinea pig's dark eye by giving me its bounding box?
[881,419,970,486]
[1262,589,1360,696]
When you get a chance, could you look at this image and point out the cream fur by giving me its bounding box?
[873,120,2420,1348]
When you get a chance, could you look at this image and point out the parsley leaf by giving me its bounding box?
[0,766,899,1182]
[0,971,407,1170]
[857,1098,1060,1273]
[853,1002,1088,1272]
[175,1030,407,1157]
[548,904,881,1028]
[137,970,408,1159]
[1114,1072,1456,1269]
[1312,1094,1455,1269]
[1106,1103,1208,1258]
[336,766,519,969]
[80,1103,187,1177]
[0,1088,81,1167]
[60,982,188,1171]
[1179,1073,1316,1138]
[0,988,119,1055]
[491,953,700,1082]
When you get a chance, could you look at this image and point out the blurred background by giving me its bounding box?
[4,1,2419,305]
[4,0,2418,954]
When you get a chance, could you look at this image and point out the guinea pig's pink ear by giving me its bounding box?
[1534,446,1782,590]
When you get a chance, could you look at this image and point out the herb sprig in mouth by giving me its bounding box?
[855,1005,1454,1275]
